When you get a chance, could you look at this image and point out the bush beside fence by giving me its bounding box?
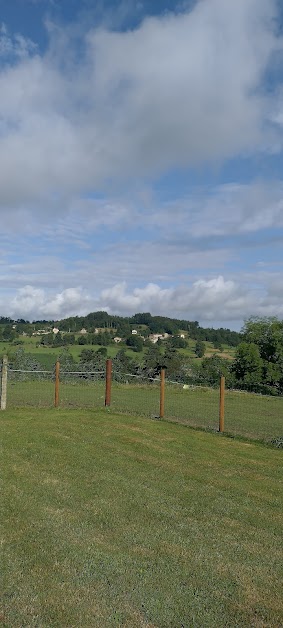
[1,356,282,444]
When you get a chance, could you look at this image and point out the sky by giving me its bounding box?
[0,0,283,329]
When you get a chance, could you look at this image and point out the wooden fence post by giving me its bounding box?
[1,355,8,410]
[219,376,225,432]
[160,368,165,418]
[55,360,60,408]
[105,359,112,407]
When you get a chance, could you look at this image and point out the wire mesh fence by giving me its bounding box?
[1,359,282,444]
[7,368,107,410]
[59,370,105,409]
[7,368,54,408]
[224,389,283,442]
[111,372,160,418]
[163,381,220,431]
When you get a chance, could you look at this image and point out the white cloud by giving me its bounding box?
[155,181,283,239]
[0,0,281,211]
[98,276,283,322]
[0,23,37,59]
[99,277,255,321]
[2,272,283,324]
[9,285,91,320]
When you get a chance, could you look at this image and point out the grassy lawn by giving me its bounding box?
[1,409,282,627]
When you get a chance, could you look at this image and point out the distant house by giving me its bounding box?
[79,328,88,335]
[179,334,185,339]
[114,336,122,343]
[149,334,162,344]
[53,327,60,335]
[32,328,52,336]
[131,329,138,335]
[149,333,170,344]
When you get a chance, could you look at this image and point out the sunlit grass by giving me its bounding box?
[1,408,283,627]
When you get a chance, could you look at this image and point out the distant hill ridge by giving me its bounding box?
[0,312,241,346]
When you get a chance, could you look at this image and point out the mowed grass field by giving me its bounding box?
[1,409,282,627]
[6,379,283,443]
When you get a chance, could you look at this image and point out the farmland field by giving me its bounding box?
[0,335,236,370]
[1,408,282,627]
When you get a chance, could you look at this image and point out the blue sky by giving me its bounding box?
[0,0,283,328]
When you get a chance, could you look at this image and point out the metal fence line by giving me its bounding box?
[9,368,53,374]
[1,357,282,444]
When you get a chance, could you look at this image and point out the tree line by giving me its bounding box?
[0,311,241,347]
[6,316,283,396]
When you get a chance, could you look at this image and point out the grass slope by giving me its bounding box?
[1,409,283,627]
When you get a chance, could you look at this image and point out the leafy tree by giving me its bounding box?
[53,332,64,346]
[196,355,231,387]
[232,342,263,390]
[142,345,163,378]
[116,321,131,338]
[78,335,89,345]
[112,349,139,381]
[96,347,107,357]
[238,317,283,393]
[242,317,283,363]
[213,339,223,352]
[126,335,144,352]
[2,325,16,342]
[78,348,106,379]
[169,336,187,349]
[162,347,185,380]
[8,349,42,381]
[66,334,76,345]
[130,312,152,326]
[195,340,205,358]
[57,348,76,371]
[95,331,112,346]
[8,348,41,371]
[79,349,97,363]
[40,332,54,346]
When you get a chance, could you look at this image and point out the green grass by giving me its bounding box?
[1,409,282,627]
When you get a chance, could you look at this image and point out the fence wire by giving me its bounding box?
[8,368,54,408]
[164,381,220,431]
[111,371,160,418]
[59,370,105,409]
[2,365,283,444]
[224,389,283,442]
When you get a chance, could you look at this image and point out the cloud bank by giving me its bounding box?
[0,0,282,213]
[1,275,282,325]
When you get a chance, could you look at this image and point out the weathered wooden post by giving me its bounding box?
[160,368,165,418]
[55,360,60,408]
[219,376,225,432]
[1,355,8,410]
[105,359,112,407]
